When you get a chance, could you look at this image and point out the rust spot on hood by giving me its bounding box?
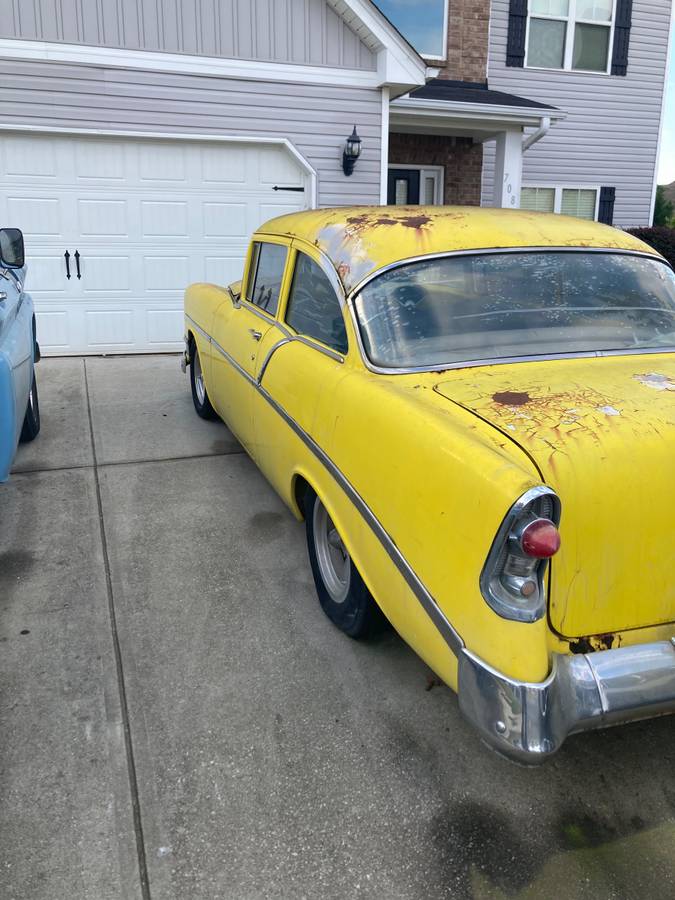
[492,390,531,407]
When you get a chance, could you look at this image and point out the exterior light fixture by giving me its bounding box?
[342,126,362,176]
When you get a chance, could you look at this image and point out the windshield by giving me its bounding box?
[353,252,675,369]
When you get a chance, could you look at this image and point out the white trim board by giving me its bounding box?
[0,124,319,207]
[0,37,386,88]
[650,0,675,224]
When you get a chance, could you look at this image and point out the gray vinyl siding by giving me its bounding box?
[0,0,376,70]
[0,59,382,206]
[483,0,671,226]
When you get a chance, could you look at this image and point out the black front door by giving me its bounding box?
[387,169,420,205]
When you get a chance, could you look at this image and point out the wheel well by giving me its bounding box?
[292,475,312,520]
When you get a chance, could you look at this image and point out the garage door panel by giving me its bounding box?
[8,196,62,236]
[141,201,189,238]
[75,140,127,181]
[200,145,247,184]
[4,136,58,178]
[78,256,133,293]
[143,256,189,292]
[78,199,129,237]
[147,309,185,345]
[85,309,135,347]
[4,132,307,353]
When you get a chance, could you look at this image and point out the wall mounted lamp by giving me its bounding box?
[342,126,362,176]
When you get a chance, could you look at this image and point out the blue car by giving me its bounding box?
[0,227,40,483]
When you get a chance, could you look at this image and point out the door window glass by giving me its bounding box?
[286,253,348,354]
[248,242,287,316]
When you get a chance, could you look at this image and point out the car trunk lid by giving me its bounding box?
[433,354,675,639]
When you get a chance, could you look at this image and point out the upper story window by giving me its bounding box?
[526,0,615,73]
[247,242,288,316]
[285,253,348,354]
[373,1,448,59]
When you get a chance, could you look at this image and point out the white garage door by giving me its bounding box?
[0,132,309,354]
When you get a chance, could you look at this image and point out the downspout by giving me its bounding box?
[522,115,551,153]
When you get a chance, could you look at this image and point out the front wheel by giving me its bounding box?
[305,489,383,639]
[19,372,40,443]
[190,340,218,420]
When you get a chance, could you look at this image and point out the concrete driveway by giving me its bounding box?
[1,355,674,900]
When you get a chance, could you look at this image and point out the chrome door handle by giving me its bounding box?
[249,329,263,341]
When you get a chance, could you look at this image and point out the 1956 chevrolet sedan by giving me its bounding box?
[183,206,675,762]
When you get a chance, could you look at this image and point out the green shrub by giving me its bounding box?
[625,226,675,269]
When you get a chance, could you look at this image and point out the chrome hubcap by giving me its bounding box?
[313,499,350,604]
[193,349,206,406]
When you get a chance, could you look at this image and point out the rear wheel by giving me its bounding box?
[305,489,383,638]
[190,339,218,420]
[19,372,40,443]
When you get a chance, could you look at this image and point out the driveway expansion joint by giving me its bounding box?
[83,358,152,900]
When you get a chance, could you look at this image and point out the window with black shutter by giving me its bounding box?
[598,187,616,225]
[506,0,528,67]
[611,0,632,75]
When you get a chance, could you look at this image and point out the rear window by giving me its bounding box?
[353,251,675,369]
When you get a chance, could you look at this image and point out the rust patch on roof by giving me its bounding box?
[492,390,531,407]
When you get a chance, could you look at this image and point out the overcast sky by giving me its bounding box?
[657,18,675,186]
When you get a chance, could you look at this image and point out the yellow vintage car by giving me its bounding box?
[183,206,675,763]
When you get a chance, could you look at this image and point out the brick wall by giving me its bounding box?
[431,0,491,84]
[389,133,483,206]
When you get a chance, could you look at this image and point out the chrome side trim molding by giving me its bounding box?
[258,338,291,383]
[458,639,675,763]
[183,312,464,656]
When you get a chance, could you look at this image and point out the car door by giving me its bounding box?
[210,237,291,452]
[251,242,350,495]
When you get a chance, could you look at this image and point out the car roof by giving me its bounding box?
[255,205,662,294]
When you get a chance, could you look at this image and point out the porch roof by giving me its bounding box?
[390,78,566,139]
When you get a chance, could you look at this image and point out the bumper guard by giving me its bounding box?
[458,639,675,763]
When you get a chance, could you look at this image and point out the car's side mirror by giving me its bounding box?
[227,284,241,308]
[0,228,25,269]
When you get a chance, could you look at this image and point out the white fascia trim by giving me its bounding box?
[0,37,385,89]
[650,0,674,224]
[0,123,318,207]
[391,97,566,128]
[327,0,426,89]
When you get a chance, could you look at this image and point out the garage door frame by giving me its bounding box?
[0,124,318,354]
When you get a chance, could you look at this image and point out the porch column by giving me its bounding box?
[492,129,523,209]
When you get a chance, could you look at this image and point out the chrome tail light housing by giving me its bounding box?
[480,486,562,623]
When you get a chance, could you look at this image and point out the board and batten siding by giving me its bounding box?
[0,59,382,207]
[0,0,376,70]
[483,0,672,226]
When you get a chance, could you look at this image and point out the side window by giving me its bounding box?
[285,253,348,354]
[247,242,288,316]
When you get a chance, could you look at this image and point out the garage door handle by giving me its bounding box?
[249,329,263,341]
[64,250,71,280]
[74,250,81,280]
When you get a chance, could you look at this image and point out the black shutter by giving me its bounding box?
[506,0,528,67]
[598,187,616,224]
[611,0,632,75]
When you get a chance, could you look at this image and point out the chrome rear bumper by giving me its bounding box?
[458,639,675,764]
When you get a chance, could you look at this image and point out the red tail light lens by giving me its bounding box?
[520,518,561,559]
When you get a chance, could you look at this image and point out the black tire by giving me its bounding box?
[305,488,384,639]
[19,372,40,443]
[189,339,218,420]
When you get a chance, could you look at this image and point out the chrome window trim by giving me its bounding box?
[284,247,349,356]
[241,302,345,364]
[183,313,463,657]
[346,247,674,376]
